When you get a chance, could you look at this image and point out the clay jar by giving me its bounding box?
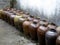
[48,23,57,29]
[18,16,28,32]
[56,36,60,45]
[9,14,16,26]
[37,25,48,45]
[14,15,23,29]
[23,15,34,36]
[29,18,40,40]
[39,20,48,26]
[3,8,11,21]
[0,10,4,19]
[45,29,58,45]
[56,26,60,35]
[4,11,13,23]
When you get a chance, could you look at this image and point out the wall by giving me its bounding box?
[16,0,60,26]
[0,0,10,9]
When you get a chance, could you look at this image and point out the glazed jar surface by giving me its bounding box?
[45,29,58,45]
[56,26,60,35]
[37,25,48,45]
[29,19,39,40]
[56,36,60,45]
[23,16,34,36]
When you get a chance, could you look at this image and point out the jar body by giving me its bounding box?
[56,26,60,35]
[18,17,26,32]
[10,15,16,26]
[29,19,39,40]
[14,15,22,29]
[45,29,58,45]
[56,36,60,45]
[0,10,4,19]
[37,25,48,45]
[23,21,32,36]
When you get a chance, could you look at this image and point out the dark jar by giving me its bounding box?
[45,29,58,45]
[37,25,48,45]
[56,36,60,45]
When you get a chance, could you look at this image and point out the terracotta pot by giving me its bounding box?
[29,19,39,40]
[37,25,48,45]
[23,15,34,36]
[48,23,57,29]
[56,26,60,35]
[56,36,60,45]
[45,29,58,45]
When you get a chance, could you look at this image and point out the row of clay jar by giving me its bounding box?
[0,8,60,45]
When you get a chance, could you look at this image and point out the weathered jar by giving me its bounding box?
[45,29,58,45]
[29,19,40,40]
[56,26,60,35]
[37,25,48,45]
[23,15,34,36]
[56,36,60,45]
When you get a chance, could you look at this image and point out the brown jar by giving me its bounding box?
[56,26,60,35]
[56,36,60,45]
[23,15,34,36]
[37,25,48,45]
[29,19,39,40]
[45,29,58,45]
[9,14,16,26]
[48,23,57,29]
[39,20,48,26]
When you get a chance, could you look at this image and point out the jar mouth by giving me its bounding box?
[49,22,56,26]
[42,20,47,22]
[29,15,34,18]
[50,29,56,32]
[40,24,47,27]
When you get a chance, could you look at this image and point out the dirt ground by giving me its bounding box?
[0,19,37,45]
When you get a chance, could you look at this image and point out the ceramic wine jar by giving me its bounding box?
[18,16,28,32]
[29,18,40,40]
[56,36,60,45]
[14,15,23,29]
[56,26,60,35]
[0,9,4,19]
[37,25,48,45]
[45,29,58,45]
[23,15,34,36]
[9,14,16,26]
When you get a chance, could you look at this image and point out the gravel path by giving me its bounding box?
[0,19,37,45]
